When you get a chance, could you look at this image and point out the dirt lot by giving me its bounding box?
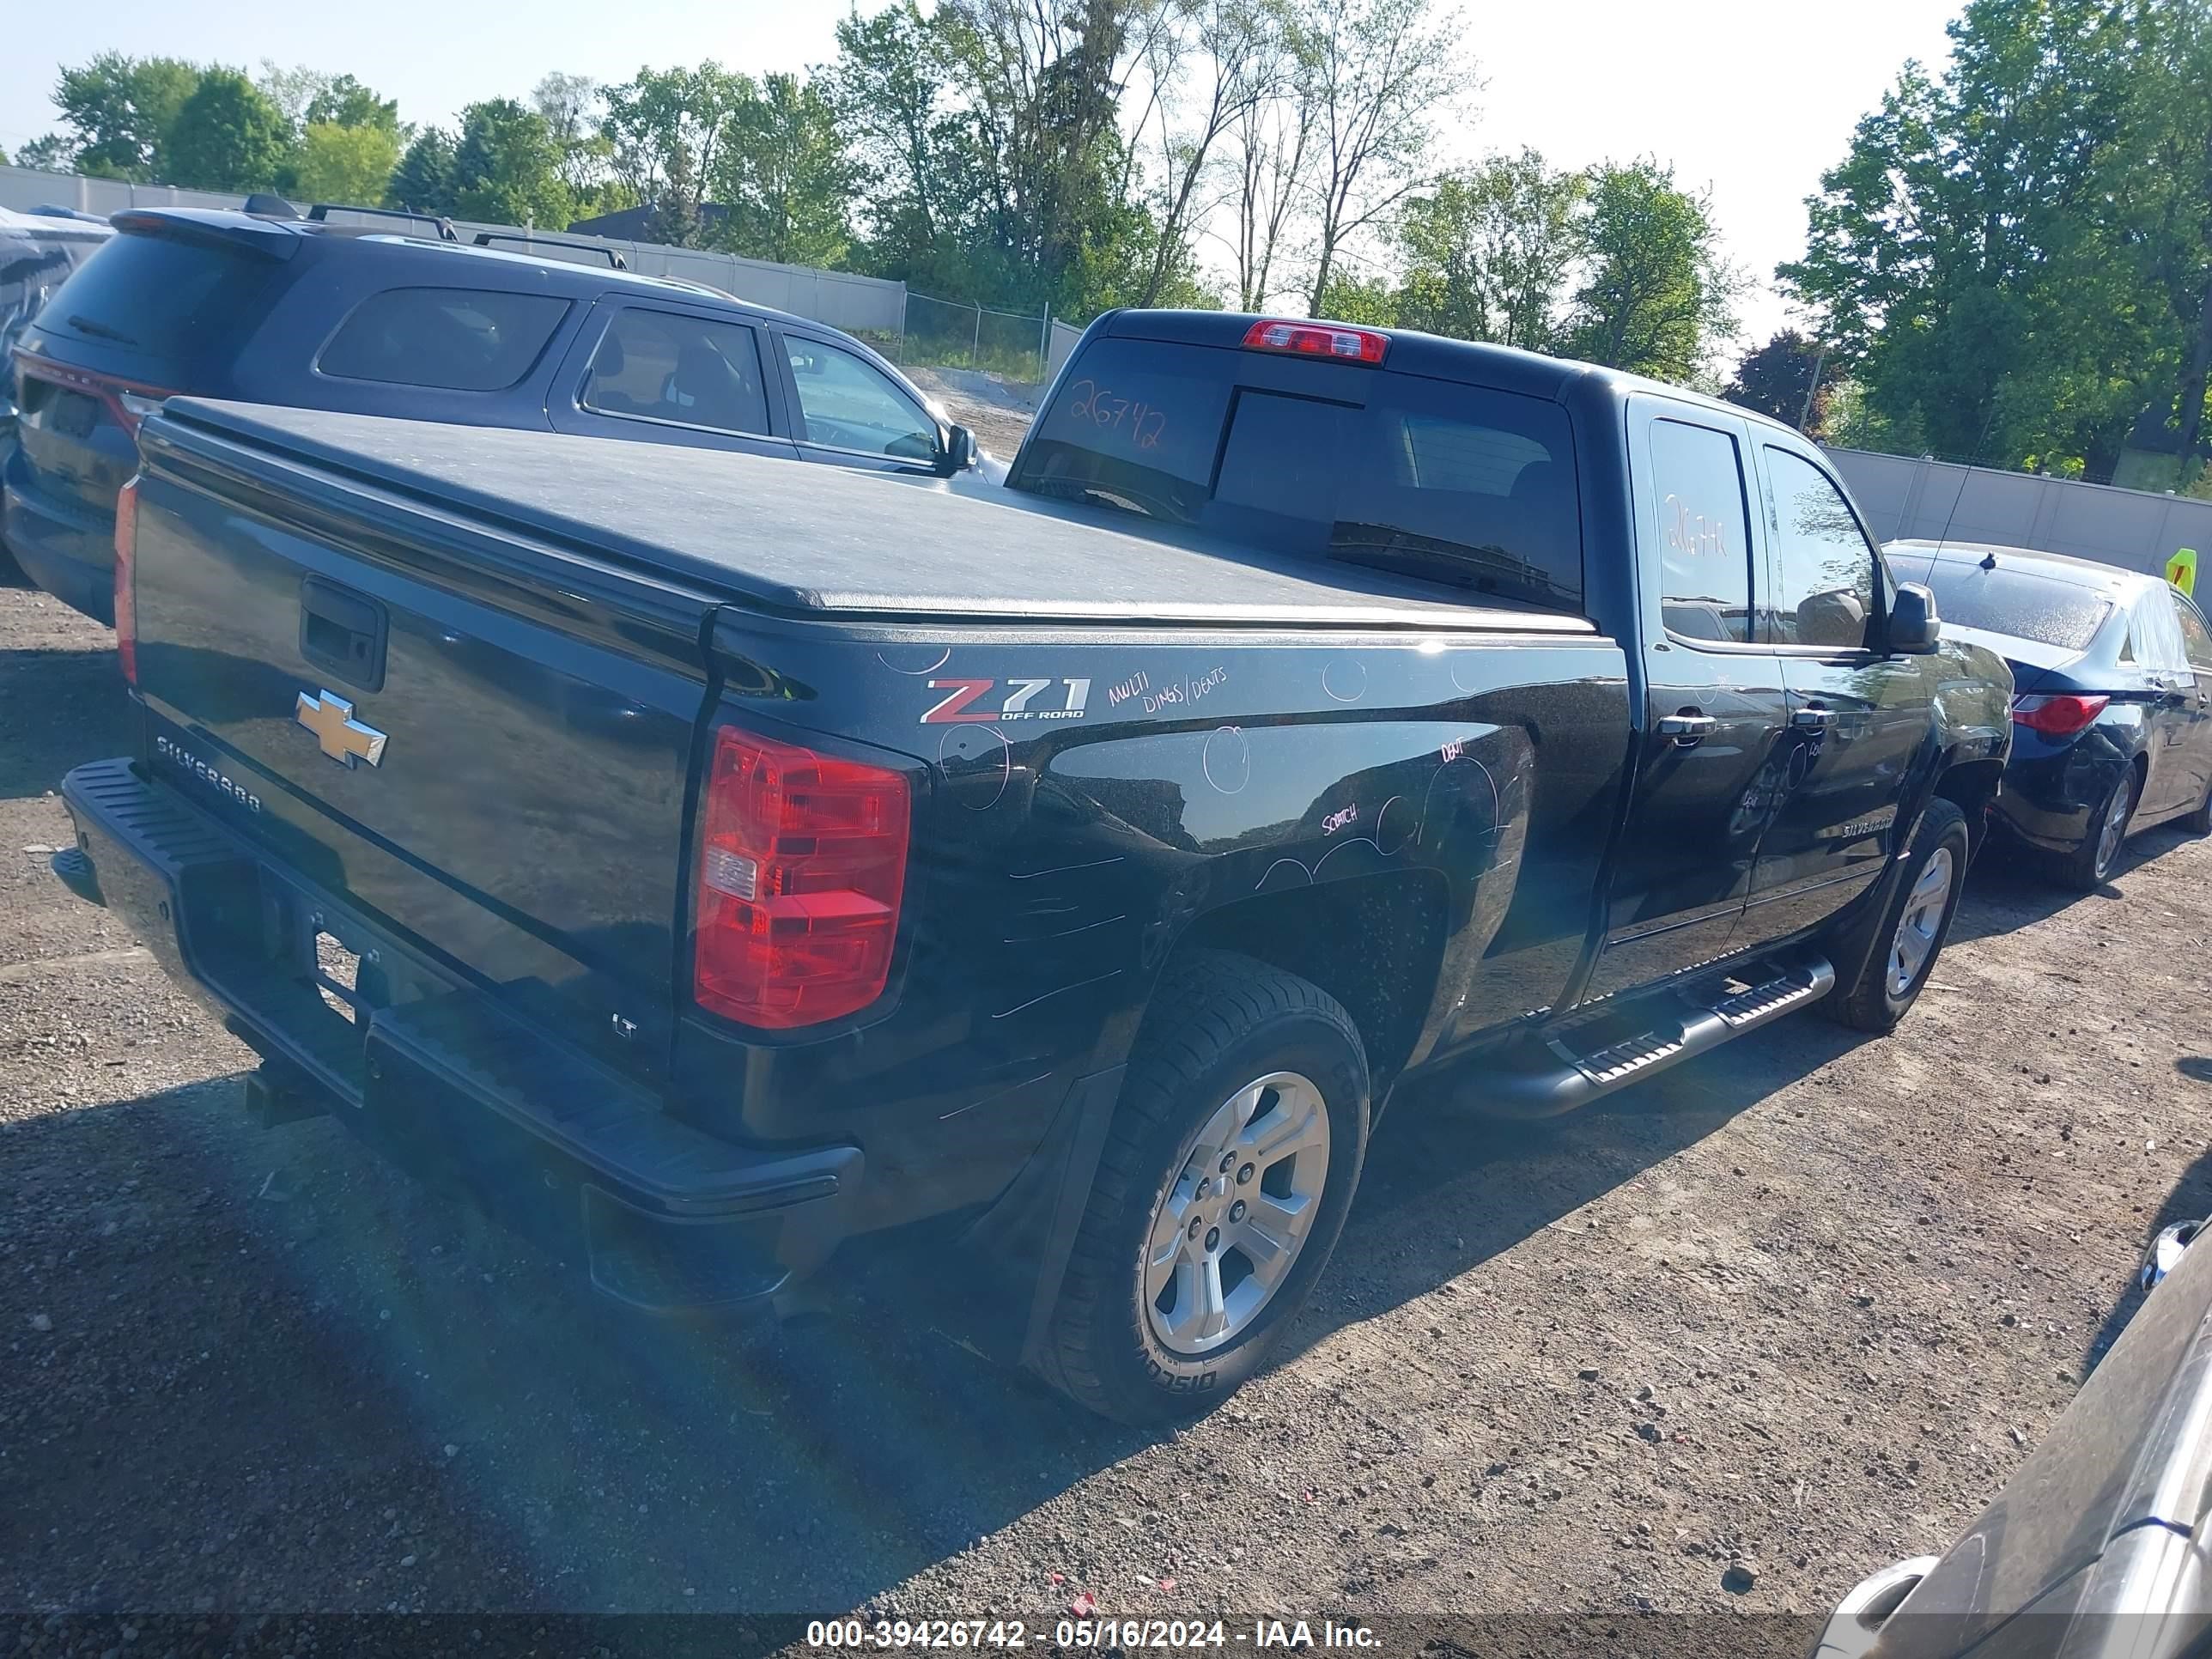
[5,558,2211,1642]
[905,365,1042,461]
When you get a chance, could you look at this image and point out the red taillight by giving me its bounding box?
[112,477,139,684]
[11,352,173,436]
[2012,693,2108,736]
[692,724,910,1030]
[1241,318,1389,364]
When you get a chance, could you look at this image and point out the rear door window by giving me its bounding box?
[1763,447,1880,649]
[1918,562,2112,652]
[29,229,274,381]
[319,288,569,392]
[1013,337,1581,609]
[1646,418,1755,643]
[580,308,771,435]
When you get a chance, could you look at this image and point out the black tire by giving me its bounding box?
[2184,775,2212,837]
[2057,766,2140,891]
[1824,799,1971,1035]
[1036,950,1370,1423]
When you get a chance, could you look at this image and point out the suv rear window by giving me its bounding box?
[318,288,569,392]
[1012,337,1582,609]
[1917,562,2112,652]
[29,229,272,380]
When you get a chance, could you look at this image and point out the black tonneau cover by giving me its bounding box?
[154,399,1595,632]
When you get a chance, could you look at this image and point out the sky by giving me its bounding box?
[0,0,1963,351]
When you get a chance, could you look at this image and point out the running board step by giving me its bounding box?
[1472,956,1835,1119]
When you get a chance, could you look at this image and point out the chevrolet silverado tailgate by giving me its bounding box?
[125,404,722,1084]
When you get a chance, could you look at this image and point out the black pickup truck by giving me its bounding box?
[54,311,2010,1421]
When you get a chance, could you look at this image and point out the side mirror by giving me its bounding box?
[1888,582,1941,654]
[939,422,978,475]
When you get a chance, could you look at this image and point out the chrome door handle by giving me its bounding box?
[1792,706,1838,730]
[1658,712,1717,743]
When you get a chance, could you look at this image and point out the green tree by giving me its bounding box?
[258,65,400,137]
[385,127,458,216]
[532,72,618,204]
[306,75,399,134]
[1295,0,1474,315]
[1394,148,1583,350]
[450,99,573,227]
[714,73,855,265]
[2123,0,2212,473]
[1314,269,1397,325]
[1564,158,1739,382]
[827,2,985,289]
[600,64,750,218]
[52,53,202,180]
[289,121,403,205]
[15,135,75,172]
[165,68,290,191]
[1723,330,1835,432]
[1780,0,2149,475]
[939,0,1149,310]
[1123,0,1279,307]
[645,143,702,246]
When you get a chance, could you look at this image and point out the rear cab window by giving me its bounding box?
[1010,335,1582,611]
[318,288,570,392]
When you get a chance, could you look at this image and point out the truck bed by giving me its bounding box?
[155,399,1596,633]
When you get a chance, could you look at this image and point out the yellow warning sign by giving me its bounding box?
[2169,547,2199,597]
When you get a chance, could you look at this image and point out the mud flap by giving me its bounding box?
[945,1063,1126,1368]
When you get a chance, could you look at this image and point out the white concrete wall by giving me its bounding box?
[1827,445,2212,581]
[1047,319,1083,378]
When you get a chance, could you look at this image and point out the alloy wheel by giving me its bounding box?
[2094,778,2133,878]
[1142,1072,1330,1356]
[1886,846,1954,999]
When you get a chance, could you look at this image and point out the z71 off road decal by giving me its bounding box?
[921,678,1091,724]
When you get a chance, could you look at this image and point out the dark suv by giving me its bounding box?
[6,207,984,623]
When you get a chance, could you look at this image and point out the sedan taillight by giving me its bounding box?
[2011,693,2109,737]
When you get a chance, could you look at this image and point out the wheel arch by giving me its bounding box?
[1930,752,2005,858]
[1164,868,1449,1103]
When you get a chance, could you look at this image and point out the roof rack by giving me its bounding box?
[307,204,458,242]
[469,231,627,270]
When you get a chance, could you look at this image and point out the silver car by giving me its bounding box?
[1814,1218,2212,1657]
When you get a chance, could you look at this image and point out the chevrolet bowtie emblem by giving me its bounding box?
[295,690,388,768]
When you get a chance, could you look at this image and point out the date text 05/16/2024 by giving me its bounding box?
[805,1620,1382,1651]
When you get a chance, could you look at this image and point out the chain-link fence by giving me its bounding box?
[896,292,1057,382]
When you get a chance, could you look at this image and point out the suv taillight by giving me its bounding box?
[113,477,139,684]
[693,724,910,1030]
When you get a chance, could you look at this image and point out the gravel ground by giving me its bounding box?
[906,366,1042,461]
[4,554,2211,1639]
